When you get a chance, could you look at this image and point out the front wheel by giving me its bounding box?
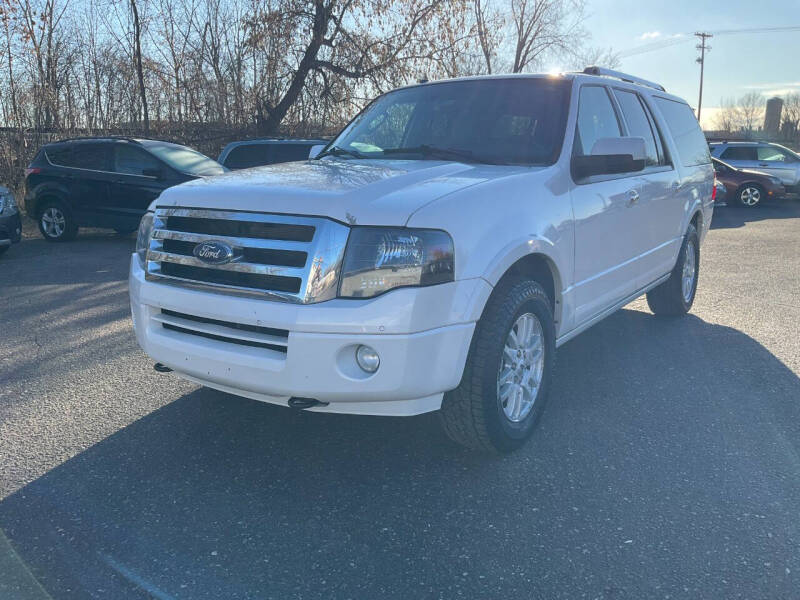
[439,278,555,453]
[737,184,763,207]
[646,223,699,316]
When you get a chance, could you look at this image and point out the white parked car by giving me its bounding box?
[130,67,714,452]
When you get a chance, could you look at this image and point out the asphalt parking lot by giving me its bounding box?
[1,199,799,599]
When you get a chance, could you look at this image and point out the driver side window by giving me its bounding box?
[574,86,622,157]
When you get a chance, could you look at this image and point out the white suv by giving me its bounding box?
[130,67,714,452]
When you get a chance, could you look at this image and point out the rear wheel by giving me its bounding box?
[0,245,8,257]
[38,200,77,242]
[736,184,763,207]
[439,278,555,453]
[646,223,699,316]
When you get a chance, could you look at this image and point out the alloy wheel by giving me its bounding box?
[41,207,66,238]
[740,186,761,206]
[682,239,697,303]
[497,312,545,422]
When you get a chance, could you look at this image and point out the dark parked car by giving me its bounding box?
[711,157,785,208]
[0,185,22,256]
[24,137,226,241]
[218,138,327,170]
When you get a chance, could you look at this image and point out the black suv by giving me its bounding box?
[24,137,226,241]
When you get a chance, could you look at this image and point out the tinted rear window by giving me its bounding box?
[654,98,710,167]
[271,144,313,163]
[47,143,109,170]
[224,144,269,169]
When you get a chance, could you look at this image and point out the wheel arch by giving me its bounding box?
[481,243,564,331]
[28,185,70,218]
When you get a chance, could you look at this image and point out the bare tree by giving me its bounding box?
[473,0,504,74]
[712,97,740,133]
[129,0,149,134]
[509,0,586,73]
[737,91,763,136]
[781,92,800,138]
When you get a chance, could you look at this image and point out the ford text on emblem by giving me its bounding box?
[193,240,235,265]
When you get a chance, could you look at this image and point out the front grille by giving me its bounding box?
[145,208,350,303]
[154,309,289,354]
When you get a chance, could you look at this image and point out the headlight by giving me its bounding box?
[769,176,782,185]
[136,212,154,264]
[338,227,454,298]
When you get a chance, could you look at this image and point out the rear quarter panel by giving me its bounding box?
[648,93,714,245]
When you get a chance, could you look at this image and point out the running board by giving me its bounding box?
[555,273,670,347]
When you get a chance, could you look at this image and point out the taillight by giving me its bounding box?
[25,167,41,177]
[712,177,717,202]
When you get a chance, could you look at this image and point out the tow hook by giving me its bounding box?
[153,362,173,373]
[288,397,329,410]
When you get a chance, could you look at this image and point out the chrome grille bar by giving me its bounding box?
[152,229,311,252]
[147,250,307,278]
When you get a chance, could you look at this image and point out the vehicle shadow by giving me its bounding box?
[711,195,800,229]
[2,309,799,599]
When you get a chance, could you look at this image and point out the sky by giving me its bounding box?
[575,0,800,128]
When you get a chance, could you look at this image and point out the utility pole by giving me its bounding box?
[695,32,713,122]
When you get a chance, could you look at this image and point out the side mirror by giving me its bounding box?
[572,136,647,179]
[309,144,325,159]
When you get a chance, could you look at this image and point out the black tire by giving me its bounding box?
[735,183,763,207]
[0,245,8,257]
[439,278,555,453]
[646,223,699,316]
[37,199,78,242]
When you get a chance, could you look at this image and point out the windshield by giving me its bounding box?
[326,78,571,166]
[143,141,227,176]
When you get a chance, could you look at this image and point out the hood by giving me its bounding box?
[155,158,534,225]
[739,168,775,178]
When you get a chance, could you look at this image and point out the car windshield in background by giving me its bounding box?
[143,142,227,176]
[327,78,572,166]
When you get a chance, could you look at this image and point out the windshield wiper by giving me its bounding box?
[382,145,501,165]
[316,145,364,159]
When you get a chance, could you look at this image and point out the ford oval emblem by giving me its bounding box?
[193,240,234,265]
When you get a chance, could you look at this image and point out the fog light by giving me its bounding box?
[356,345,380,373]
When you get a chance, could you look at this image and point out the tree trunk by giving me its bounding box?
[130,0,150,135]
[257,0,329,135]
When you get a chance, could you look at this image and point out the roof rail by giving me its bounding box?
[47,135,144,145]
[582,66,665,92]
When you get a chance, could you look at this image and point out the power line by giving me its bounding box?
[695,32,712,121]
[618,25,800,58]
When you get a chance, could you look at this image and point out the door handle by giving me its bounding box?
[758,163,769,167]
[627,189,639,205]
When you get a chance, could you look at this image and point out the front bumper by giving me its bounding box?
[0,210,22,247]
[130,255,490,416]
